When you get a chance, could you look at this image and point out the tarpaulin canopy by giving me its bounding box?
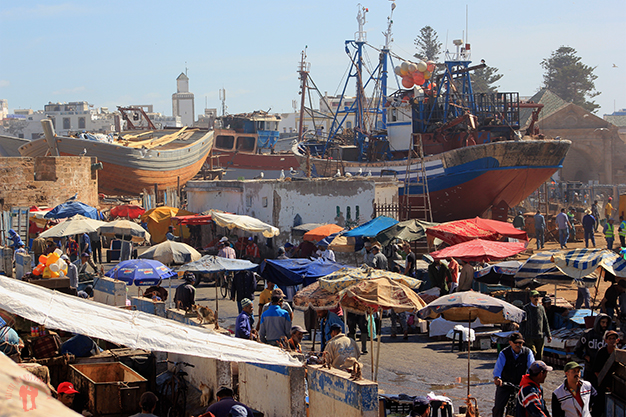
[38,214,106,238]
[303,224,344,242]
[110,204,145,219]
[375,219,438,247]
[293,281,340,311]
[343,216,399,238]
[599,251,626,278]
[210,210,279,238]
[172,214,213,226]
[474,261,523,287]
[0,276,299,367]
[141,206,194,244]
[430,239,527,262]
[261,258,350,287]
[327,233,364,253]
[427,217,527,246]
[138,240,202,265]
[44,201,99,220]
[98,219,151,243]
[291,223,324,236]
[551,248,611,279]
[341,277,427,314]
[514,250,597,288]
[177,255,258,273]
[0,353,81,416]
[318,266,423,293]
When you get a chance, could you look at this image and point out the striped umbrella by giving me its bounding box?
[596,251,626,278]
[551,248,611,280]
[515,250,599,288]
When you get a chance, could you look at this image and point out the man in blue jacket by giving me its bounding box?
[259,295,291,346]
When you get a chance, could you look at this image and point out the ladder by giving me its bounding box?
[537,182,549,216]
[403,134,433,253]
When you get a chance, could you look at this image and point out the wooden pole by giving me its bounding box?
[368,312,374,380]
[467,312,471,398]
[374,309,382,382]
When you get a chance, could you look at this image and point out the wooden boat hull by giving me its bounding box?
[294,139,571,222]
[19,130,214,195]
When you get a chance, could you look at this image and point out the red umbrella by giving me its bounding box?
[430,239,527,262]
[110,204,145,219]
[427,217,527,245]
[303,224,344,242]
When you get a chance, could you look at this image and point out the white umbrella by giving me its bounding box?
[209,210,279,237]
[138,240,201,265]
[98,219,151,243]
[38,214,106,238]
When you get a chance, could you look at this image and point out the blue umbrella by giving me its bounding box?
[106,259,176,286]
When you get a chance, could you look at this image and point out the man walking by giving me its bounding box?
[582,209,596,248]
[492,332,535,417]
[591,200,600,232]
[517,361,552,417]
[513,211,526,230]
[259,294,291,346]
[534,210,546,250]
[521,290,552,360]
[552,362,597,417]
[556,208,571,249]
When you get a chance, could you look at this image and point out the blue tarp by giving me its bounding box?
[44,201,99,220]
[261,258,351,287]
[343,216,399,238]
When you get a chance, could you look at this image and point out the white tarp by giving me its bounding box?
[0,276,300,367]
[210,211,279,238]
[0,352,81,416]
[38,214,106,239]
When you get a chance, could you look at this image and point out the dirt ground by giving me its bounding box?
[192,229,614,417]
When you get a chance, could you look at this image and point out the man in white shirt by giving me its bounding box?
[555,208,571,249]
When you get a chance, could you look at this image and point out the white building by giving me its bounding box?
[172,73,195,127]
[0,100,8,120]
[0,101,116,139]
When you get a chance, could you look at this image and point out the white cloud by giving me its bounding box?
[0,80,10,88]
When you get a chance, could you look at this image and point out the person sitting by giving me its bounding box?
[317,309,344,351]
[166,226,178,241]
[73,252,97,275]
[203,386,253,417]
[174,273,196,311]
[130,391,159,417]
[286,325,307,352]
[324,323,359,369]
[56,381,79,410]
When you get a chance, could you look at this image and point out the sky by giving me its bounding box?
[1,0,624,118]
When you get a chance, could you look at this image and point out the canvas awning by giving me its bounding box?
[430,239,527,262]
[177,255,258,273]
[261,258,350,287]
[375,219,438,247]
[343,216,398,238]
[38,214,106,238]
[172,214,213,225]
[0,276,299,367]
[141,206,195,243]
[209,211,279,238]
[427,217,528,246]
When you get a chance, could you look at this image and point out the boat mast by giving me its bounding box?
[354,4,368,157]
[297,48,309,143]
[380,1,396,129]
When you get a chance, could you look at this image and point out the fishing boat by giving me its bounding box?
[18,107,214,196]
[292,4,571,222]
[210,111,299,179]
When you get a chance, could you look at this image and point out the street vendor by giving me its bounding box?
[287,325,307,352]
[323,323,359,369]
[174,273,196,310]
[235,298,257,341]
[74,252,97,275]
[317,309,344,351]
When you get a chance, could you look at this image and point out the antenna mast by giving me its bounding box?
[297,47,310,142]
[219,88,227,117]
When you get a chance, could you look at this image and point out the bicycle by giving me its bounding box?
[157,360,195,417]
[219,271,232,299]
[501,381,520,417]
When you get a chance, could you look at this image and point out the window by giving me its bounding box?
[347,121,353,129]
[78,117,86,129]
[215,135,234,150]
[63,118,70,130]
[236,136,255,152]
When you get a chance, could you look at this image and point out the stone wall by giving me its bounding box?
[0,156,98,209]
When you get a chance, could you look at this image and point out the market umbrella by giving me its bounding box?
[430,239,527,262]
[599,251,626,278]
[418,291,525,398]
[340,277,427,381]
[514,250,571,288]
[178,255,258,314]
[318,265,423,293]
[110,204,145,219]
[44,200,99,220]
[291,223,324,238]
[98,219,151,243]
[105,259,176,286]
[375,219,438,247]
[293,281,340,311]
[303,224,344,242]
[551,248,611,279]
[209,210,279,237]
[474,260,523,287]
[38,214,106,238]
[138,240,201,265]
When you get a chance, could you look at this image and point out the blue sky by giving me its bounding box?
[1,0,624,118]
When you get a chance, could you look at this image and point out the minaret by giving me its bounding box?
[172,72,195,126]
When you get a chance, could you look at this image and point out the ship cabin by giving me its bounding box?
[213,111,281,155]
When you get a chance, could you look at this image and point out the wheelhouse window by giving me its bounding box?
[236,136,255,152]
[215,135,235,150]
